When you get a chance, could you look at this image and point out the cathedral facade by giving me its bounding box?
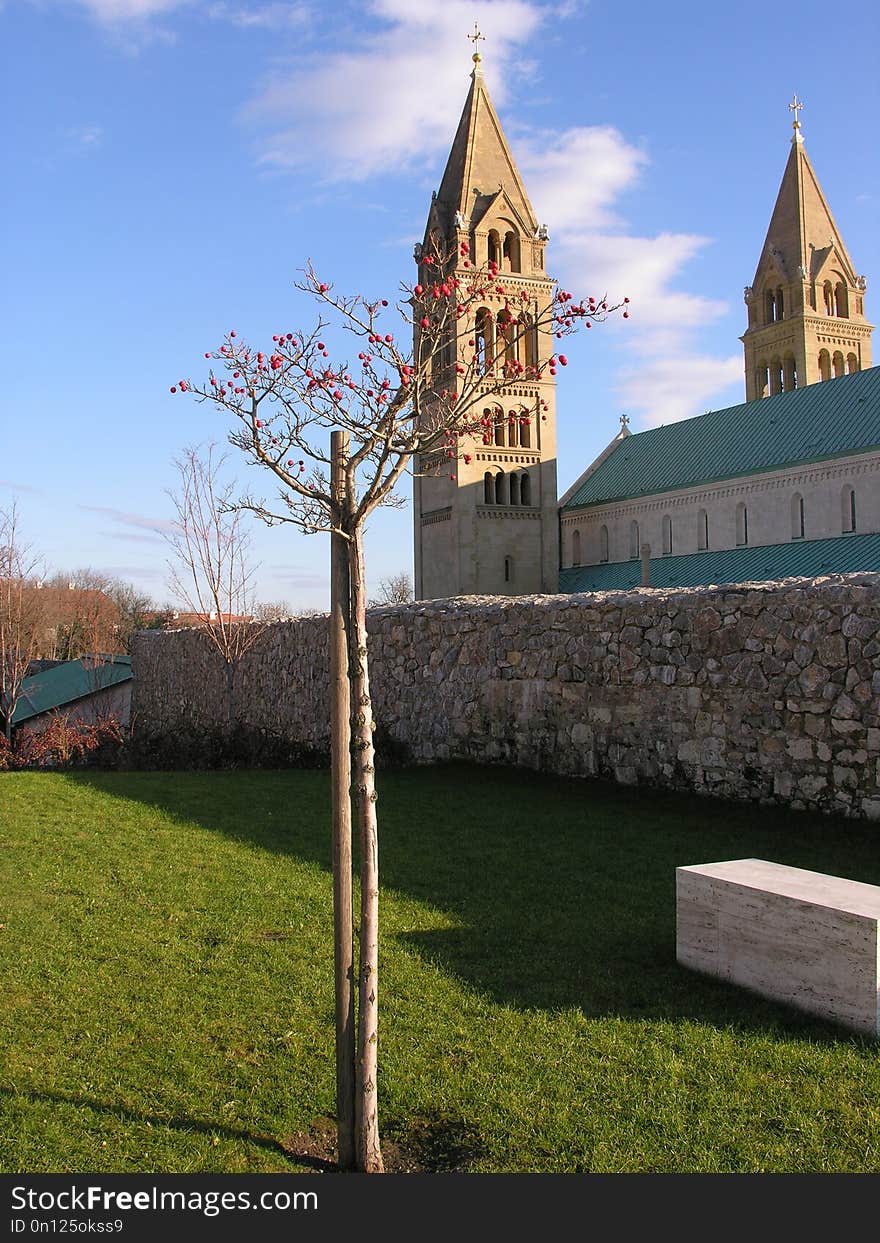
[414,70,877,598]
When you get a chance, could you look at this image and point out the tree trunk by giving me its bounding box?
[348,523,384,1173]
[226,660,236,730]
[330,431,356,1170]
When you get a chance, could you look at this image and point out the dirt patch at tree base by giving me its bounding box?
[282,1114,483,1173]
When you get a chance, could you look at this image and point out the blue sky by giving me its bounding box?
[2,0,878,609]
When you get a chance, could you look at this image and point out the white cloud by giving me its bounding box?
[249,0,544,179]
[518,125,740,423]
[68,0,188,19]
[80,504,177,534]
[206,1,310,28]
[64,124,104,151]
[614,353,744,429]
[519,126,647,232]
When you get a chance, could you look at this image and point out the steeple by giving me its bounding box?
[742,98,872,400]
[434,54,540,243]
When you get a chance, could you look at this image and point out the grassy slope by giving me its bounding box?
[1,766,879,1173]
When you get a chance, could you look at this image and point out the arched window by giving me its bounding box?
[572,529,581,567]
[736,501,749,546]
[842,485,856,533]
[776,287,785,319]
[697,509,708,551]
[823,281,834,315]
[765,289,776,324]
[519,411,531,449]
[503,231,520,273]
[493,406,505,447]
[474,307,494,375]
[500,314,517,371]
[818,349,832,382]
[520,313,538,372]
[783,354,797,391]
[494,470,507,506]
[599,525,609,563]
[847,352,859,375]
[662,514,673,555]
[520,472,532,506]
[507,408,518,448]
[791,492,805,539]
[629,519,640,559]
[509,472,520,506]
[483,471,494,505]
[487,230,501,267]
[833,350,845,378]
[834,282,848,317]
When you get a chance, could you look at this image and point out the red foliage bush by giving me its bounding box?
[0,713,124,770]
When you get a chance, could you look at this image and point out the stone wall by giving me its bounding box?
[131,574,880,818]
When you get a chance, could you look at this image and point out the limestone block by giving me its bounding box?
[676,859,880,1036]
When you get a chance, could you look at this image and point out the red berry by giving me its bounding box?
[384,333,393,342]
[170,386,177,393]
[558,355,568,366]
[623,311,629,318]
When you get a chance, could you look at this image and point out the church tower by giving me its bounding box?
[413,42,559,600]
[742,97,872,401]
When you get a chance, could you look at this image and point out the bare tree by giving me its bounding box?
[254,600,295,622]
[0,504,45,742]
[368,572,413,608]
[175,235,622,1170]
[165,444,265,724]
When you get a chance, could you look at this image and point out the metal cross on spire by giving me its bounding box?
[789,94,805,130]
[469,21,485,64]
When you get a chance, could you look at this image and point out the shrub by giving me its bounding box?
[1,713,125,771]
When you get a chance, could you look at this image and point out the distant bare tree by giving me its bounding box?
[0,504,45,741]
[254,600,295,622]
[165,444,265,723]
[368,572,413,608]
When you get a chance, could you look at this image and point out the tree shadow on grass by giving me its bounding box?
[1,1086,482,1174]
[0,1084,333,1172]
[67,764,880,1046]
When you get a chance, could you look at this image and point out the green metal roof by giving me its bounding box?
[559,531,880,593]
[11,656,132,727]
[562,367,880,510]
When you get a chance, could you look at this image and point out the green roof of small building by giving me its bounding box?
[11,656,132,727]
[562,367,880,510]
[559,531,880,593]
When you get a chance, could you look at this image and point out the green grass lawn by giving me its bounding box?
[2,764,879,1173]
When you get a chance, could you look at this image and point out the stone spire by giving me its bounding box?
[741,99,872,400]
[753,104,860,292]
[433,49,539,238]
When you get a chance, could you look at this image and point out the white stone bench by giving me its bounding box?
[676,859,880,1037]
